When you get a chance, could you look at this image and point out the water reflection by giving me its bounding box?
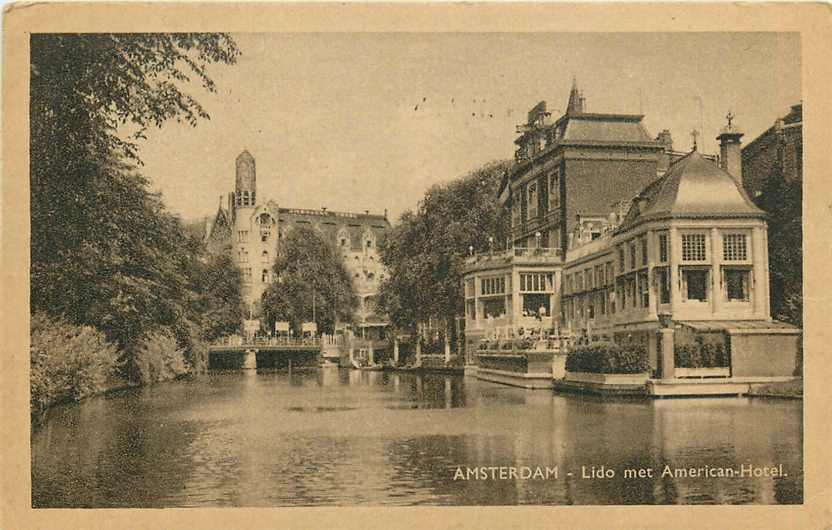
[31,370,802,507]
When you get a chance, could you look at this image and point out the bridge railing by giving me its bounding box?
[211,335,322,348]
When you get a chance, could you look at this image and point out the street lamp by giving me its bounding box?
[469,245,474,257]
[488,236,494,255]
[535,231,542,251]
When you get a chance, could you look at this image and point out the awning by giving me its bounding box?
[678,320,800,335]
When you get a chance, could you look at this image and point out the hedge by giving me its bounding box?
[674,342,729,368]
[565,342,649,374]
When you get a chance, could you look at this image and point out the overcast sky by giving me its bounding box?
[134,32,800,223]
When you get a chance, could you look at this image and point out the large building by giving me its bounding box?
[206,151,390,333]
[462,82,800,379]
[741,103,802,199]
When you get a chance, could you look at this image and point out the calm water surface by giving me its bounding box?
[31,369,802,506]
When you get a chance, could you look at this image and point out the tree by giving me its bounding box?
[378,160,511,342]
[754,158,802,326]
[261,227,358,335]
[29,34,240,380]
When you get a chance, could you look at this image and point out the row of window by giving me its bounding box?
[241,267,271,284]
[520,273,554,293]
[561,266,751,326]
[511,169,561,228]
[236,191,256,207]
[614,231,749,273]
[481,276,506,296]
[564,261,615,295]
[466,293,555,321]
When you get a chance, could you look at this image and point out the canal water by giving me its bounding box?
[31,370,802,507]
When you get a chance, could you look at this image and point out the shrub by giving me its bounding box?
[130,328,189,385]
[565,342,648,374]
[674,341,729,368]
[30,312,121,417]
[516,337,535,350]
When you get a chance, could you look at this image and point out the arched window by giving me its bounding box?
[258,213,274,242]
[362,229,376,251]
[261,269,269,282]
[337,227,350,249]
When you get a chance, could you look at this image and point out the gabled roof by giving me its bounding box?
[618,150,765,231]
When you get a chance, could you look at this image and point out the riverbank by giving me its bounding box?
[32,372,195,427]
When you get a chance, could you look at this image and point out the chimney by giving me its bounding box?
[656,129,673,152]
[716,111,744,185]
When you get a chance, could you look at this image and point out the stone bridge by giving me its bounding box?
[208,336,338,369]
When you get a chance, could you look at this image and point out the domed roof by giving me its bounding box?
[618,150,764,230]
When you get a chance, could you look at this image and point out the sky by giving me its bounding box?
[132,32,801,223]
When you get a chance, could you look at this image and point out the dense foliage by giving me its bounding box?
[378,161,511,337]
[130,328,189,384]
[752,157,802,326]
[261,226,358,334]
[30,313,121,418]
[29,34,241,395]
[674,342,729,369]
[565,343,649,374]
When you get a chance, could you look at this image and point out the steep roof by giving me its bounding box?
[561,114,655,145]
[618,150,765,231]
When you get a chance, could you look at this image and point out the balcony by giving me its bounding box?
[464,247,562,272]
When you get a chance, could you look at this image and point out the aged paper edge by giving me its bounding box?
[2,2,831,529]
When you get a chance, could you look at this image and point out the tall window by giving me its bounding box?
[638,271,649,307]
[548,169,560,210]
[656,267,671,304]
[640,237,648,266]
[723,234,748,261]
[618,247,625,272]
[629,242,637,270]
[605,262,614,286]
[527,182,538,219]
[725,269,750,301]
[658,232,669,263]
[512,191,522,228]
[682,233,707,262]
[682,269,709,301]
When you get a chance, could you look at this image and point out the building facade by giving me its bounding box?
[206,150,391,333]
[462,84,800,378]
[741,103,802,199]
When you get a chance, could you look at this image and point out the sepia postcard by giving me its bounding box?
[2,2,831,530]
